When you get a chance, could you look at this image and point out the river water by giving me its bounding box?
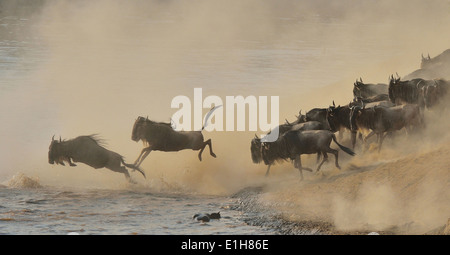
[0,174,274,235]
[0,1,447,235]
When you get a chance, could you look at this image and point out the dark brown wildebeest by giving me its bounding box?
[419,79,450,109]
[285,110,307,125]
[305,107,330,130]
[349,104,423,152]
[353,78,388,99]
[389,75,450,109]
[131,108,218,167]
[259,130,355,180]
[326,102,352,134]
[48,135,145,182]
[326,102,358,148]
[421,49,450,69]
[388,75,429,106]
[251,121,325,176]
[351,94,389,107]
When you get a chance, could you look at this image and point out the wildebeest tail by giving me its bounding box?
[331,134,356,156]
[121,158,146,178]
[202,105,223,130]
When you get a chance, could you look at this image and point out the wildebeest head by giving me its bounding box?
[421,53,431,68]
[388,74,401,102]
[388,74,401,86]
[326,105,339,132]
[295,110,307,124]
[353,78,364,97]
[250,135,262,164]
[48,135,63,165]
[131,116,147,142]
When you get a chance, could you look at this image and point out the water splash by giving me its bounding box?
[5,173,42,189]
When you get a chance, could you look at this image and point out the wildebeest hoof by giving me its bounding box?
[70,163,77,167]
[211,153,217,158]
[127,179,137,185]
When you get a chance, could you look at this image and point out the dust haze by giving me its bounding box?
[0,0,449,233]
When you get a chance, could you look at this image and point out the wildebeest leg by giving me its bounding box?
[351,131,357,149]
[107,162,136,184]
[330,148,340,169]
[135,147,152,167]
[364,131,376,142]
[295,156,313,180]
[316,152,328,172]
[265,164,271,177]
[68,157,77,167]
[122,168,135,183]
[378,132,387,153]
[295,156,303,180]
[206,139,216,158]
[296,155,313,175]
[198,139,216,161]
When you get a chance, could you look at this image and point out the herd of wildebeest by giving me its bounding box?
[48,50,450,182]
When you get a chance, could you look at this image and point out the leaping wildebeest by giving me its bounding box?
[258,130,355,180]
[131,107,220,167]
[48,135,146,182]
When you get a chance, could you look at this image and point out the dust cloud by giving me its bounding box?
[1,0,450,233]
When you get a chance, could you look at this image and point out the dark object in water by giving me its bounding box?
[193,212,221,222]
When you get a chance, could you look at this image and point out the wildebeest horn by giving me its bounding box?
[285,119,290,125]
[332,100,335,107]
[254,134,259,139]
[52,135,55,141]
[59,136,62,142]
[359,77,363,82]
[299,109,302,115]
[427,53,430,59]
[422,53,425,60]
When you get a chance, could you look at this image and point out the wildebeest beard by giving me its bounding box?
[250,137,262,164]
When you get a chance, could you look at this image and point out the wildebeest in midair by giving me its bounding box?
[259,130,355,180]
[48,135,146,182]
[131,107,220,167]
